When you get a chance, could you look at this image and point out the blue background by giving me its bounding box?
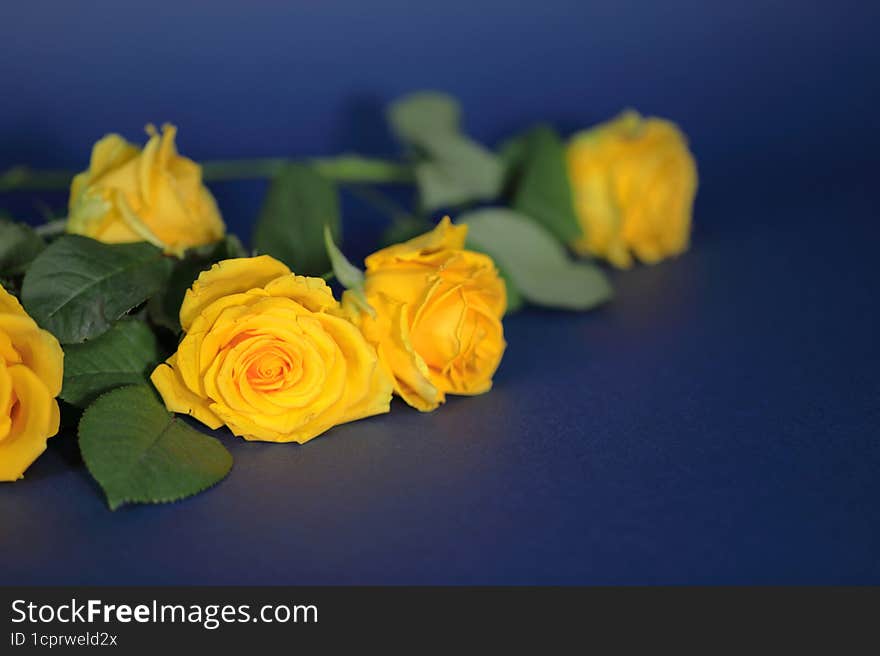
[0,1,878,584]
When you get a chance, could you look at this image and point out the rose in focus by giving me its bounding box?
[150,256,392,443]
[67,123,225,256]
[0,285,63,481]
[567,110,698,268]
[345,217,507,412]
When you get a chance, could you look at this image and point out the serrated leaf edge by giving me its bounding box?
[77,385,233,511]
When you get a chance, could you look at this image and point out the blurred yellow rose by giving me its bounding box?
[67,123,225,256]
[345,217,506,412]
[150,256,392,443]
[567,110,698,268]
[0,285,63,481]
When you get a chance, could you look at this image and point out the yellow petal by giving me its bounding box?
[365,216,467,270]
[366,294,443,412]
[138,123,165,203]
[88,134,141,180]
[114,189,167,250]
[567,110,696,268]
[0,360,13,441]
[363,266,435,310]
[134,126,225,255]
[0,314,64,397]
[0,365,59,481]
[69,133,140,209]
[66,125,226,255]
[150,361,223,430]
[180,256,291,331]
[315,312,393,425]
[409,280,466,370]
[433,303,505,396]
[0,285,27,317]
[264,274,338,312]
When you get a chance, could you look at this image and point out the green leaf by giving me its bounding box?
[79,385,233,510]
[380,216,434,247]
[0,277,17,297]
[388,92,503,211]
[253,163,341,276]
[462,208,611,311]
[323,226,375,318]
[498,132,530,188]
[388,91,461,142]
[0,219,45,276]
[207,234,249,260]
[497,265,525,315]
[464,238,525,315]
[511,125,582,244]
[21,235,171,344]
[414,136,504,211]
[61,320,160,408]
[323,225,364,291]
[149,236,250,333]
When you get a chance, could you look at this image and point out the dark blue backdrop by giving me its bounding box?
[0,1,878,584]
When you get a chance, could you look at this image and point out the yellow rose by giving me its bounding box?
[0,285,63,481]
[345,217,506,412]
[67,123,225,256]
[150,256,392,443]
[567,110,698,268]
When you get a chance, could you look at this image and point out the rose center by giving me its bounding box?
[244,346,302,391]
